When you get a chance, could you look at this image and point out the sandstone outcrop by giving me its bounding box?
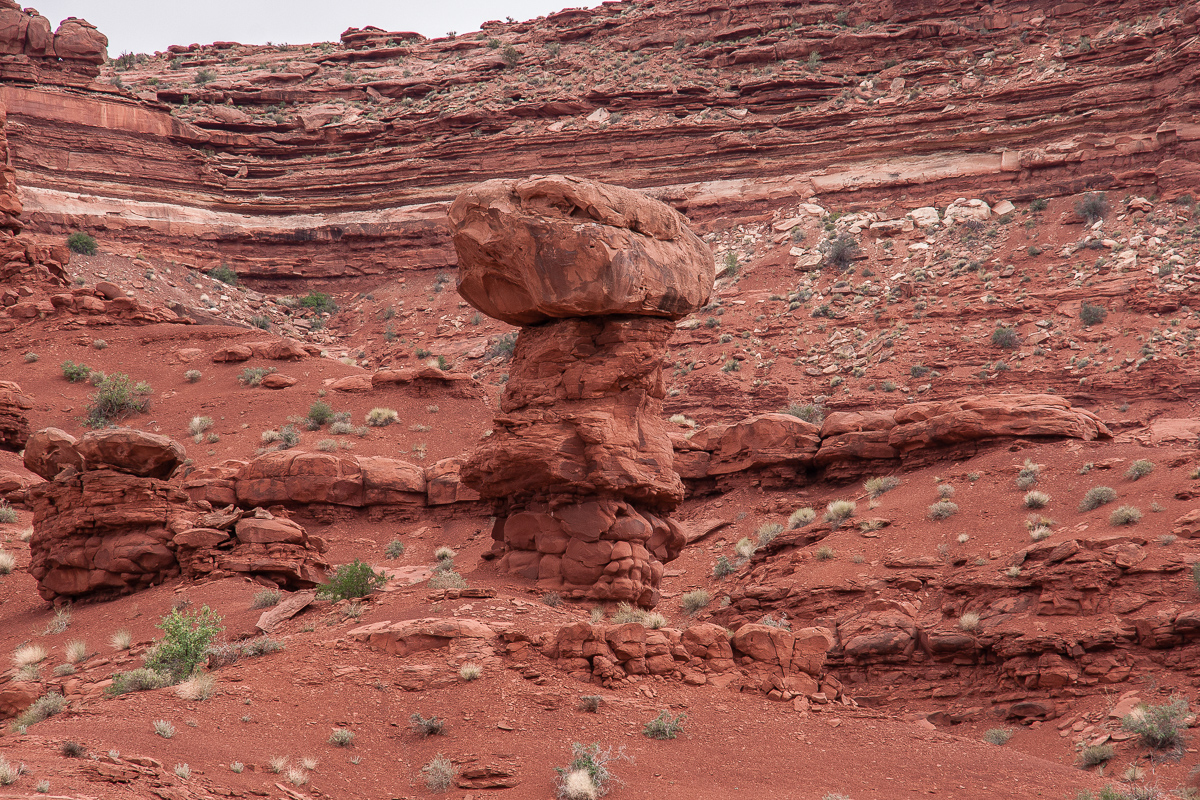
[0,4,106,80]
[0,380,31,451]
[24,428,327,601]
[454,176,713,607]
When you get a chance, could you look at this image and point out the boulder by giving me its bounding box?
[52,18,108,64]
[450,174,714,325]
[349,617,495,657]
[23,427,82,479]
[75,429,185,479]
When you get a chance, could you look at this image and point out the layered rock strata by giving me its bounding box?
[452,175,714,607]
[23,428,327,602]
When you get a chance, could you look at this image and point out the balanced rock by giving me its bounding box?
[22,427,83,479]
[450,174,714,325]
[75,429,185,479]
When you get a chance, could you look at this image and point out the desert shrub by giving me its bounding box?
[1080,302,1107,325]
[1016,460,1041,488]
[184,369,202,383]
[316,439,337,452]
[1126,459,1154,480]
[1076,192,1109,222]
[428,570,467,590]
[238,366,275,386]
[91,339,107,350]
[486,331,518,360]
[815,545,836,561]
[1122,696,1188,750]
[823,499,856,527]
[864,476,900,499]
[991,326,1019,350]
[13,693,65,731]
[542,591,562,607]
[189,416,213,438]
[1024,491,1050,509]
[422,754,455,792]
[681,589,710,615]
[22,352,37,363]
[307,400,334,426]
[1079,744,1116,767]
[61,360,92,383]
[0,550,14,573]
[555,742,622,800]
[1109,505,1142,526]
[788,507,816,529]
[384,539,405,559]
[300,292,336,313]
[410,713,447,737]
[734,537,757,560]
[757,523,782,548]
[784,401,825,423]
[85,373,150,427]
[958,611,981,631]
[983,728,1013,745]
[250,588,281,609]
[937,484,955,499]
[929,501,959,520]
[109,629,132,650]
[0,757,22,785]
[713,556,737,578]
[207,264,238,286]
[238,635,284,659]
[0,504,16,525]
[66,232,98,255]
[249,315,271,330]
[823,233,861,270]
[459,663,481,681]
[1079,486,1117,511]
[174,672,215,701]
[643,710,686,740]
[323,727,353,747]
[578,696,602,713]
[145,606,223,682]
[60,740,87,757]
[317,560,385,601]
[365,407,398,427]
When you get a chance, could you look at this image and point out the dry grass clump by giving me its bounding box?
[175,672,215,701]
[459,663,482,681]
[153,720,175,739]
[328,728,355,747]
[1109,505,1143,526]
[983,728,1013,745]
[1125,459,1155,480]
[410,713,447,737]
[864,476,900,499]
[422,754,456,792]
[1023,491,1050,509]
[958,611,981,632]
[109,629,132,650]
[1078,744,1115,767]
[13,644,47,669]
[928,500,959,520]
[823,499,856,527]
[365,407,398,427]
[1079,486,1117,511]
[681,589,710,615]
[1015,459,1041,489]
[0,550,15,575]
[250,589,282,609]
[788,507,816,529]
[65,640,87,664]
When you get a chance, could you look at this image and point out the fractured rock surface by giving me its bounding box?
[453,175,712,607]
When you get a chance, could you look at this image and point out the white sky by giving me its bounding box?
[30,1,596,55]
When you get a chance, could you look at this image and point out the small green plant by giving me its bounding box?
[1076,192,1109,222]
[238,366,275,386]
[23,352,37,363]
[207,264,238,286]
[12,692,64,731]
[713,556,737,578]
[300,292,336,313]
[85,373,151,427]
[1122,696,1188,750]
[1024,491,1050,509]
[643,710,686,740]
[864,476,900,499]
[1079,486,1117,511]
[411,712,447,737]
[823,233,861,270]
[384,540,405,559]
[1080,302,1107,325]
[307,401,334,427]
[365,407,398,427]
[784,401,825,423]
[929,500,959,520]
[66,231,98,255]
[153,719,175,739]
[250,588,282,609]
[317,560,386,601]
[1079,744,1115,767]
[788,507,816,529]
[555,742,622,800]
[1126,460,1154,480]
[991,326,1019,350]
[681,589,710,615]
[145,606,223,682]
[983,728,1012,745]
[1109,505,1142,526]
[62,360,92,383]
[422,754,456,792]
[328,727,355,747]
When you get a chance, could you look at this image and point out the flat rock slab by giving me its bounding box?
[256,589,315,632]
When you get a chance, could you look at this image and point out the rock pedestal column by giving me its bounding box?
[450,175,714,607]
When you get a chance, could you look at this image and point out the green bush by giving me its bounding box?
[317,559,385,601]
[642,710,686,740]
[66,232,97,255]
[62,360,92,383]
[1080,302,1107,325]
[384,540,405,559]
[991,326,1019,350]
[106,667,171,696]
[823,234,860,270]
[1122,696,1188,750]
[85,373,151,427]
[208,264,238,286]
[299,292,336,313]
[1125,459,1154,480]
[1079,486,1117,511]
[144,606,223,682]
[1076,192,1108,222]
[713,556,737,578]
[307,400,334,426]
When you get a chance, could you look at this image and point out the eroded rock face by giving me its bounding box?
[0,380,32,451]
[451,175,714,325]
[0,6,106,78]
[454,175,709,607]
[25,428,327,601]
